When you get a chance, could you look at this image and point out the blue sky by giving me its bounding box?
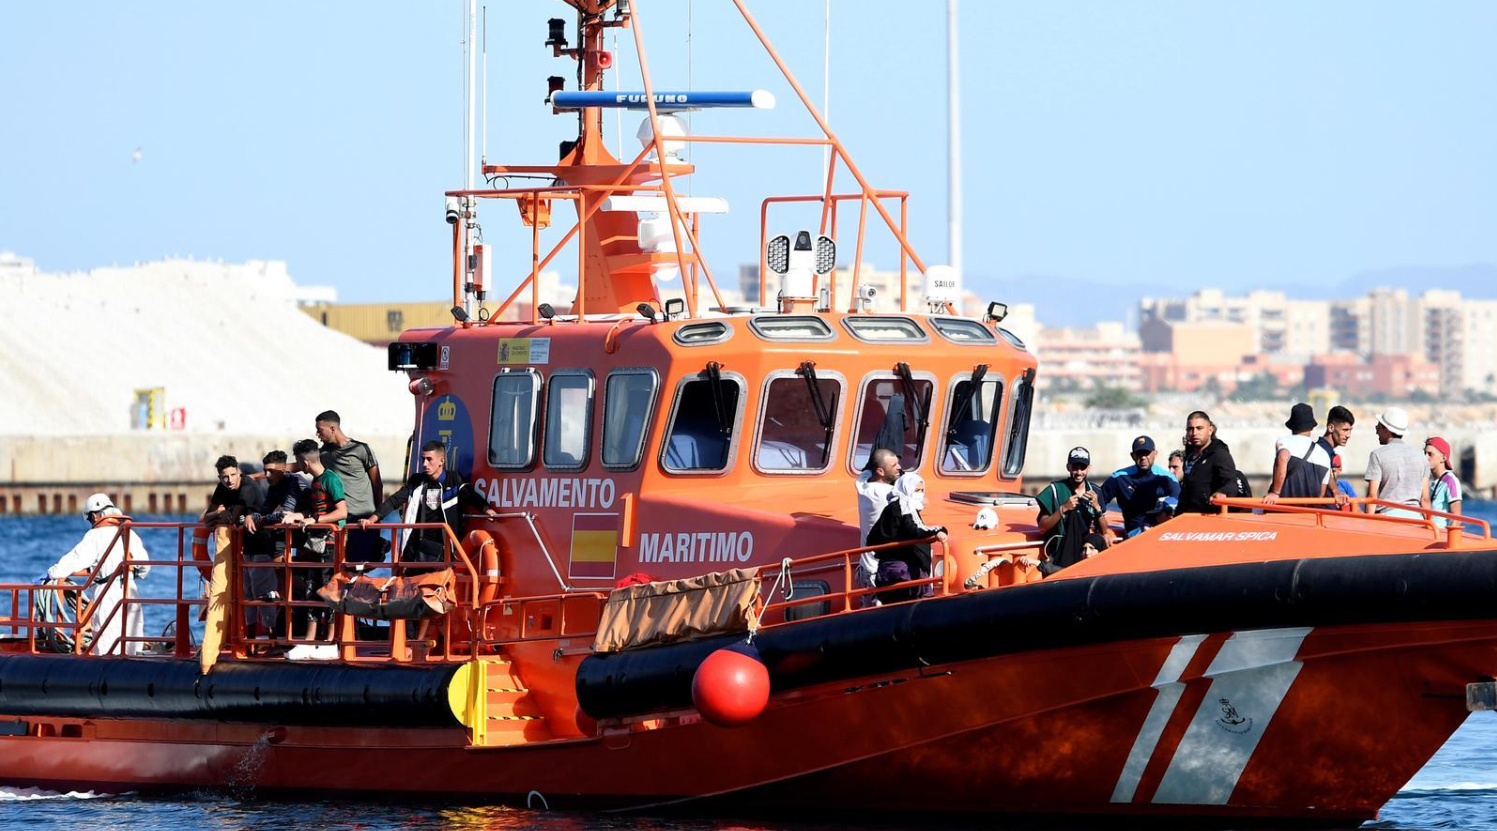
[2,2,1495,304]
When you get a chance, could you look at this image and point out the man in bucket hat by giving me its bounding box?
[1265,402,1333,504]
[1365,407,1428,517]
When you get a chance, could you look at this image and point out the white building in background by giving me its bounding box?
[1423,290,1497,396]
[1367,288,1423,356]
[1031,321,1141,391]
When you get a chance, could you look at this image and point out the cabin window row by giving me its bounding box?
[487,366,1033,477]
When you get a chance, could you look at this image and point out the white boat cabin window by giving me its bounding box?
[748,315,835,341]
[601,369,659,471]
[940,369,1003,475]
[841,315,928,343]
[544,370,594,471]
[662,364,745,474]
[488,369,541,469]
[1002,371,1035,477]
[754,366,843,474]
[673,321,733,346]
[849,368,934,472]
[930,316,997,344]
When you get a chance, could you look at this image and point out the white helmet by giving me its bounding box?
[83,493,115,516]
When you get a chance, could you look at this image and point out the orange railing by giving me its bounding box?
[1210,496,1490,544]
[0,520,483,663]
[754,536,954,625]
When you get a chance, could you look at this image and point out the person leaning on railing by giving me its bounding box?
[280,439,349,641]
[41,494,150,656]
[865,472,947,603]
[360,439,497,571]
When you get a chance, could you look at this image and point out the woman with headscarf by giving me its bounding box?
[866,472,948,602]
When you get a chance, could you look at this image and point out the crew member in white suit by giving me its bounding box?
[46,493,150,656]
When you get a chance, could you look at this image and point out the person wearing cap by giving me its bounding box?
[1097,435,1180,537]
[1035,447,1109,574]
[42,493,150,656]
[1364,407,1428,518]
[1264,403,1334,504]
[1177,411,1241,514]
[1425,437,1463,528]
[1329,454,1358,500]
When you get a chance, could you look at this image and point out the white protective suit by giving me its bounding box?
[48,517,150,656]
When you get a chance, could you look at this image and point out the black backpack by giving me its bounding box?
[1280,439,1331,499]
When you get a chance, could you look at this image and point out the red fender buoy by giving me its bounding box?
[463,530,503,605]
[190,526,213,580]
[691,643,770,728]
[574,705,599,738]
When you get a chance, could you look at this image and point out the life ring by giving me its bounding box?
[463,530,503,605]
[190,526,213,580]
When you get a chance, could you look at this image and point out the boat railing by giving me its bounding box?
[754,536,955,625]
[476,591,610,651]
[1210,496,1490,545]
[234,520,481,661]
[0,520,485,663]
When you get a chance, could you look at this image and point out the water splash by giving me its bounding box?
[224,731,274,797]
[0,787,122,801]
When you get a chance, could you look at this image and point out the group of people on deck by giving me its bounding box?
[42,409,495,655]
[1031,403,1466,574]
[851,402,1470,600]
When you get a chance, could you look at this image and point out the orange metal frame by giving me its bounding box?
[441,0,935,326]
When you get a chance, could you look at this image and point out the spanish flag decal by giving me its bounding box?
[569,512,620,579]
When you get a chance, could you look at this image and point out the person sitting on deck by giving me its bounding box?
[361,440,497,570]
[866,472,947,603]
[1329,454,1358,500]
[43,493,150,656]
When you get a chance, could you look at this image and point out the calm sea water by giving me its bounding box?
[2,509,1497,830]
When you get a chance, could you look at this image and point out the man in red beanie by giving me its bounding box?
[1425,437,1463,528]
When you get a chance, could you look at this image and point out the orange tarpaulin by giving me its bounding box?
[593,567,760,654]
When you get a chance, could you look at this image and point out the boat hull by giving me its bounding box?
[0,618,1489,826]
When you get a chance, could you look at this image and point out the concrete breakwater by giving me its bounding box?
[2,427,1494,515]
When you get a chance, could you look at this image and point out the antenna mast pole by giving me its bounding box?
[946,0,963,294]
[463,0,479,319]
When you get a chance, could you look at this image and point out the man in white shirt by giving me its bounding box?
[45,493,150,656]
[854,449,902,598]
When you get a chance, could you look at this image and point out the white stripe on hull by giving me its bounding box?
[1152,627,1312,805]
[1110,634,1206,803]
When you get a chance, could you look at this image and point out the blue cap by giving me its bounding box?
[1132,435,1156,454]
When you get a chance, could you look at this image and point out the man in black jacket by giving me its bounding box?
[1177,410,1241,514]
[360,440,497,568]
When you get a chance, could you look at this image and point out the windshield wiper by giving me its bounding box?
[705,361,732,435]
[947,364,988,435]
[798,360,837,466]
[894,362,929,436]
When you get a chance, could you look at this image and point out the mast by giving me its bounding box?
[464,0,479,319]
[946,0,963,292]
